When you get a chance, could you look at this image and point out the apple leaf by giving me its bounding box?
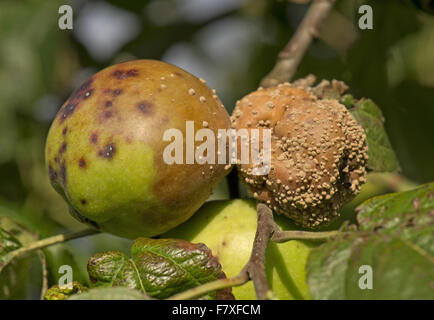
[0,228,21,259]
[344,96,401,172]
[0,216,40,299]
[0,216,36,270]
[87,237,234,300]
[306,182,434,299]
[68,287,147,300]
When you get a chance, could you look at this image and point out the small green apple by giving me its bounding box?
[163,199,319,300]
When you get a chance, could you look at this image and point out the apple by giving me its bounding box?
[45,60,231,239]
[231,84,368,229]
[163,199,319,300]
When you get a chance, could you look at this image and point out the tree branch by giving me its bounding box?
[260,0,336,88]
[271,229,339,243]
[245,203,276,299]
[2,229,100,267]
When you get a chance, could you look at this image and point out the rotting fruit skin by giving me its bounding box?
[45,59,231,239]
[231,84,368,228]
[164,199,319,300]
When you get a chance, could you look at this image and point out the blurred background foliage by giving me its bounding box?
[0,0,433,299]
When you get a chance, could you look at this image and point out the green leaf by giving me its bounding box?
[0,216,37,271]
[0,216,36,247]
[306,182,434,299]
[44,281,87,300]
[87,237,234,300]
[0,216,38,298]
[347,97,401,172]
[357,182,434,233]
[68,287,147,300]
[0,229,21,257]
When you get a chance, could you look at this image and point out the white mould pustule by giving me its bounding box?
[230,83,368,228]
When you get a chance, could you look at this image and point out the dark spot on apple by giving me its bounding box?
[59,142,67,154]
[174,72,183,77]
[60,162,67,186]
[58,78,95,123]
[98,143,116,159]
[90,133,98,144]
[105,101,113,107]
[70,207,99,229]
[104,110,113,119]
[54,156,59,163]
[83,89,93,99]
[113,69,139,79]
[222,241,227,246]
[48,165,58,184]
[137,101,153,114]
[77,78,94,92]
[59,103,78,122]
[113,70,122,78]
[126,69,139,77]
[103,88,123,97]
[79,157,87,168]
[62,127,68,135]
[80,199,87,205]
[70,79,94,102]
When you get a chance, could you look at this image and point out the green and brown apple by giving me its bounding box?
[45,60,231,239]
[164,199,320,300]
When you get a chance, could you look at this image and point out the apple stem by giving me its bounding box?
[271,230,340,242]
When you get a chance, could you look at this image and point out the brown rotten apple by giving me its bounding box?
[45,60,231,238]
[231,83,368,228]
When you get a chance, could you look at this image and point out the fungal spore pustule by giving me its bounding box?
[231,82,368,228]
